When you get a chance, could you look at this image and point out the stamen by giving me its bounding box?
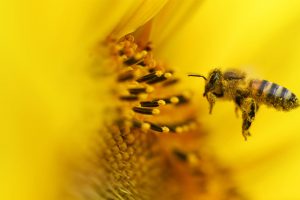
[120,95,139,101]
[162,96,178,104]
[146,72,172,84]
[139,100,166,107]
[132,107,160,115]
[131,120,151,131]
[136,71,163,83]
[128,87,147,95]
[147,122,169,133]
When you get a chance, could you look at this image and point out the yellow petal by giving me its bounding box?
[150,0,203,52]
[112,0,168,38]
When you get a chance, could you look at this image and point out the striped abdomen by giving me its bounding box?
[250,79,299,110]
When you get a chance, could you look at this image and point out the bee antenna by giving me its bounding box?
[188,74,207,81]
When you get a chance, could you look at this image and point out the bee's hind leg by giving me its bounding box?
[242,114,252,140]
[241,98,257,141]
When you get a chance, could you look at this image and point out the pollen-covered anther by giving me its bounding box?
[157,100,166,106]
[162,126,170,133]
[164,72,172,78]
[155,71,163,77]
[132,107,160,115]
[141,122,151,131]
[152,108,160,115]
[170,97,179,104]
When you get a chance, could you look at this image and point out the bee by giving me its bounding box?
[189,68,299,140]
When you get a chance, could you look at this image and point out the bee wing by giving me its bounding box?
[223,69,246,80]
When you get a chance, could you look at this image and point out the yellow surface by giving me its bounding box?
[1,0,300,199]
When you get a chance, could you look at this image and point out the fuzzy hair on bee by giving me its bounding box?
[189,68,299,140]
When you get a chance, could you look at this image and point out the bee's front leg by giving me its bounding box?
[241,98,257,140]
[206,92,216,114]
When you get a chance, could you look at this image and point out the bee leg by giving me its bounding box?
[206,92,216,114]
[234,91,244,118]
[241,98,257,140]
[242,113,252,140]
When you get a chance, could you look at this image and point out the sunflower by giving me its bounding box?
[1,1,300,200]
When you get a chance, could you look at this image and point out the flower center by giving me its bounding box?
[108,34,199,135]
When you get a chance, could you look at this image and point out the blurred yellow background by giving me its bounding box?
[1,0,300,200]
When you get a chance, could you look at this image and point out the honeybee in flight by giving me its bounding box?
[189,68,299,140]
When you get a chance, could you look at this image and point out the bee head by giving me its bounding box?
[203,69,223,97]
[188,68,223,97]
